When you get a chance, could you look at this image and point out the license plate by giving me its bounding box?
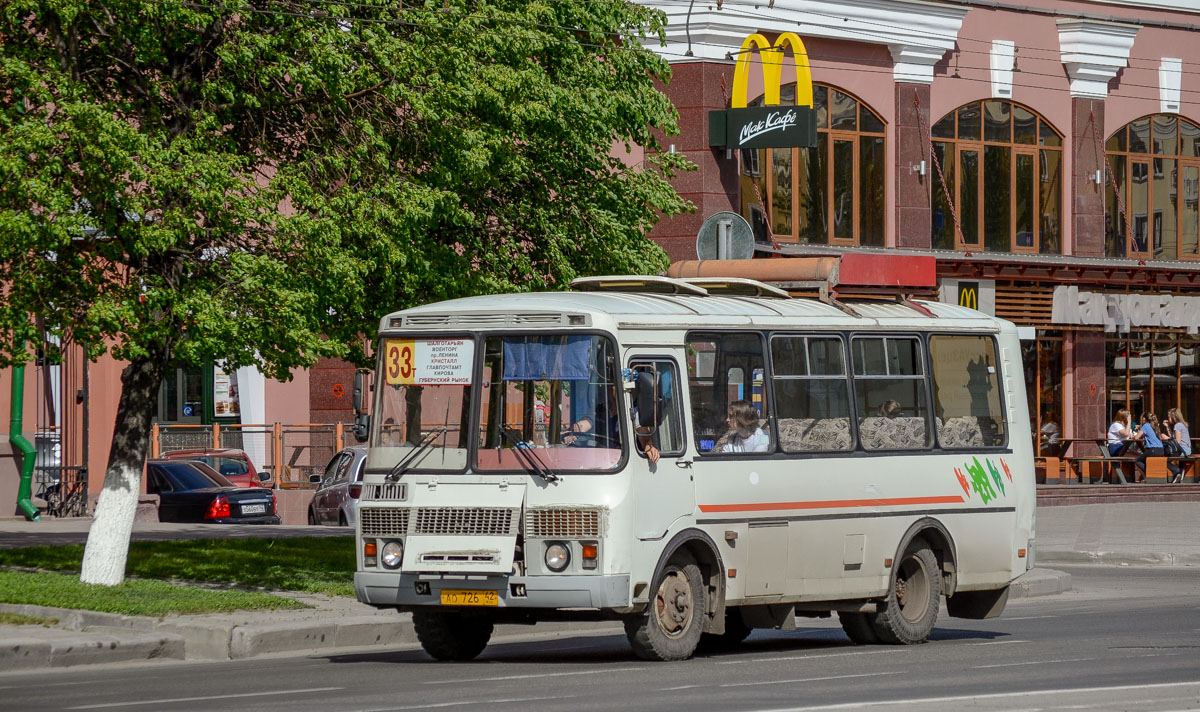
[440,589,498,606]
[241,504,266,515]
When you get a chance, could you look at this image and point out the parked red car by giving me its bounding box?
[161,448,271,488]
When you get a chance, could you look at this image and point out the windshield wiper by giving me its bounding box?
[497,426,560,484]
[385,427,449,482]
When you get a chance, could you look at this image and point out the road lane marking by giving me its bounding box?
[717,648,898,665]
[721,672,897,688]
[425,667,640,684]
[965,639,1028,645]
[747,680,1200,711]
[973,657,1096,669]
[66,686,343,709]
[358,694,576,711]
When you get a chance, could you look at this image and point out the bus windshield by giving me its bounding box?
[373,337,474,470]
[475,334,623,472]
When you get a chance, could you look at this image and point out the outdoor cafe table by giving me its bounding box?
[1058,438,1140,484]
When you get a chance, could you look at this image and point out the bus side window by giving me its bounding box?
[629,360,684,458]
[930,335,1007,448]
[685,332,771,454]
[852,336,931,450]
[772,335,853,452]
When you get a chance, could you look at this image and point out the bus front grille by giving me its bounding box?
[360,508,411,537]
[413,507,518,536]
[525,507,605,538]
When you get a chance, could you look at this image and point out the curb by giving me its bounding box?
[0,569,1072,671]
[1037,550,1200,567]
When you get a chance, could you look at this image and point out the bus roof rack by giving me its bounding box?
[570,275,709,296]
[678,277,791,298]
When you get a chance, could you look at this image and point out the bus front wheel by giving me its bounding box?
[871,539,941,645]
[625,551,707,661]
[412,610,494,661]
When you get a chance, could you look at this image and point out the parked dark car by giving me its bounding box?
[307,446,366,527]
[147,459,280,524]
[161,448,271,488]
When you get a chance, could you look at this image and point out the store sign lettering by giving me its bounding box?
[1052,285,1200,333]
[708,32,817,150]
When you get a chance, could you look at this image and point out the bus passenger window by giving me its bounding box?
[772,335,853,451]
[930,335,1006,448]
[685,333,772,455]
[852,336,930,450]
[629,360,684,459]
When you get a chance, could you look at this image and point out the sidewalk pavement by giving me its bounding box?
[3,501,1198,671]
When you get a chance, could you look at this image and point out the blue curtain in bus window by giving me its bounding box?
[502,336,591,381]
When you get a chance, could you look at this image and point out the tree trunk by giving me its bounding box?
[80,353,166,586]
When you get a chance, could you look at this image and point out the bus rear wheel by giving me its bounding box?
[838,611,879,644]
[625,551,706,661]
[412,610,494,661]
[871,539,940,645]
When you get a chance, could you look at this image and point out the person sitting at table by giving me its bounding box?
[1134,412,1180,482]
[1166,408,1192,483]
[1107,408,1139,456]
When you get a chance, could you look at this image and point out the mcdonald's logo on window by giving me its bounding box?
[709,33,818,150]
[959,282,980,310]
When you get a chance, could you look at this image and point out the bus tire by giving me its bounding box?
[625,551,706,661]
[871,539,941,645]
[838,611,879,645]
[413,610,494,661]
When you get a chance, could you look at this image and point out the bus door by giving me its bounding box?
[628,356,694,540]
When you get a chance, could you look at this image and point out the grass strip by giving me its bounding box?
[0,571,308,616]
[0,537,356,598]
[0,611,59,626]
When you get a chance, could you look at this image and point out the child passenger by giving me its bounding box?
[722,400,769,453]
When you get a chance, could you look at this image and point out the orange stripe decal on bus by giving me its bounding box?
[698,495,966,513]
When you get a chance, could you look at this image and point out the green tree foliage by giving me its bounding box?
[0,0,690,373]
[0,0,691,582]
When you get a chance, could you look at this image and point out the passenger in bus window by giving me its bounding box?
[722,400,769,453]
[878,400,902,418]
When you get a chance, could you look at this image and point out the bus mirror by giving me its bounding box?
[635,371,656,428]
[353,413,370,442]
[353,370,366,415]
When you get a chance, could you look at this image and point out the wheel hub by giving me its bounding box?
[655,571,693,636]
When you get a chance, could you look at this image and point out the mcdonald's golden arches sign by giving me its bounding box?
[709,33,818,150]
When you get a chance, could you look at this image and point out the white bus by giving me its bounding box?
[352,274,1035,662]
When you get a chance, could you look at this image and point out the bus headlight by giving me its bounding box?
[381,540,404,569]
[545,542,570,572]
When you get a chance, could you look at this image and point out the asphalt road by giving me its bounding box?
[3,565,1199,712]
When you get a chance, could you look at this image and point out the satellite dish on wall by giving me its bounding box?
[696,211,755,260]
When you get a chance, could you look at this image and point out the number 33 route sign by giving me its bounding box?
[384,339,475,386]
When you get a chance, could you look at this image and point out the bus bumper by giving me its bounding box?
[355,571,631,610]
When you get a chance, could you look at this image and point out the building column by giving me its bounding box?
[1070,332,1108,441]
[1058,19,1139,258]
[894,82,931,249]
[1072,98,1106,257]
[647,61,739,264]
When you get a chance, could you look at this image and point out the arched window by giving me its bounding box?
[930,100,1063,254]
[1105,115,1200,259]
[739,84,886,247]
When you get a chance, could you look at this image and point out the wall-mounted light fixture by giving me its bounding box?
[912,160,927,177]
[1089,169,1102,184]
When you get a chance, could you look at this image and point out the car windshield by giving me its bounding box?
[154,461,235,490]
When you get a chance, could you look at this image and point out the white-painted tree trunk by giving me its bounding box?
[79,462,143,586]
[79,355,164,587]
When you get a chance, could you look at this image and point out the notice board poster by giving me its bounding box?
[213,368,240,417]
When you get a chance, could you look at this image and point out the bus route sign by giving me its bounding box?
[384,338,475,386]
